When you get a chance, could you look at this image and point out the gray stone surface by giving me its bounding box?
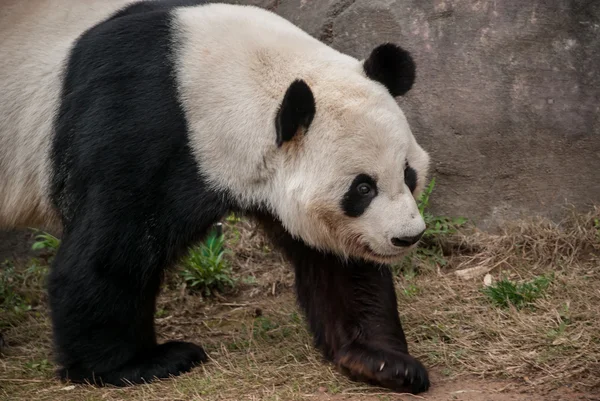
[223,0,600,228]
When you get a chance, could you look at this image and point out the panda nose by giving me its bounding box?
[391,230,425,247]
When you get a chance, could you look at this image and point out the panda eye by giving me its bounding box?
[341,174,378,217]
[357,183,372,196]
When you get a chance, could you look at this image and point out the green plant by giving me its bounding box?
[394,178,467,273]
[0,259,47,317]
[180,229,235,296]
[226,212,242,224]
[0,260,25,311]
[402,283,420,298]
[25,358,50,372]
[30,230,61,252]
[481,274,553,309]
[418,178,467,240]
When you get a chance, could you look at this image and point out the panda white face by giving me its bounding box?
[270,45,430,264]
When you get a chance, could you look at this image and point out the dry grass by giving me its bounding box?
[1,207,599,400]
[400,206,600,388]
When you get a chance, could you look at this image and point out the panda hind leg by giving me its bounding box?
[48,218,209,387]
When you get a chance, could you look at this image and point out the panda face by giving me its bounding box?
[271,44,430,263]
[297,97,428,263]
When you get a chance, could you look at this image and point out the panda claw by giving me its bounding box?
[336,345,430,394]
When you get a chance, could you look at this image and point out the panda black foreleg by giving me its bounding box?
[295,251,429,394]
[257,215,430,394]
[47,212,211,386]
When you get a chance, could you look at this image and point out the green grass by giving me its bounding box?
[30,230,61,252]
[394,177,467,273]
[180,227,235,297]
[0,259,48,328]
[419,178,467,240]
[481,274,553,309]
[0,260,26,312]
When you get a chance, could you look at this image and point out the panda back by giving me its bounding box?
[0,0,142,228]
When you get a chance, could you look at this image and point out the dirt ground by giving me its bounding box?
[1,208,599,401]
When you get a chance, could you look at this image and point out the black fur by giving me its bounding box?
[257,214,430,394]
[341,174,378,217]
[107,0,207,20]
[49,0,220,386]
[275,80,316,146]
[404,163,418,193]
[363,43,416,97]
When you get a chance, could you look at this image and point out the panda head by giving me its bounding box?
[271,43,431,264]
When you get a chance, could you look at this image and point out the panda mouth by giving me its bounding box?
[362,244,406,262]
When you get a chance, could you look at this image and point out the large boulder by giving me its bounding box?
[223,0,600,229]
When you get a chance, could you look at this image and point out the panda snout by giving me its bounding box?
[390,229,425,247]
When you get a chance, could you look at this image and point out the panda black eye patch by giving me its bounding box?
[404,162,417,193]
[341,174,378,217]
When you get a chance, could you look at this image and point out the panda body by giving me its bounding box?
[0,0,431,394]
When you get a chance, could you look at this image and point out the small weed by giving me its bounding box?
[0,260,26,311]
[289,311,301,324]
[241,276,258,285]
[399,268,420,297]
[226,212,242,224]
[594,218,600,241]
[180,228,235,297]
[30,229,61,265]
[482,274,553,309]
[547,321,568,341]
[394,178,467,273]
[547,303,571,341]
[25,358,50,372]
[419,178,467,240]
[252,316,279,339]
[402,283,420,298]
[30,230,61,252]
[228,227,242,246]
[0,259,48,327]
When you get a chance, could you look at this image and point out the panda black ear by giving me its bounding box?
[275,79,316,147]
[363,43,416,97]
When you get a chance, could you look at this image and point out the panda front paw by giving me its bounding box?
[335,344,430,394]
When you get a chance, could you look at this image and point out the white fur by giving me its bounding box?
[174,4,430,262]
[0,1,430,263]
[0,0,135,229]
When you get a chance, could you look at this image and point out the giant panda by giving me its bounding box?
[0,0,431,394]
